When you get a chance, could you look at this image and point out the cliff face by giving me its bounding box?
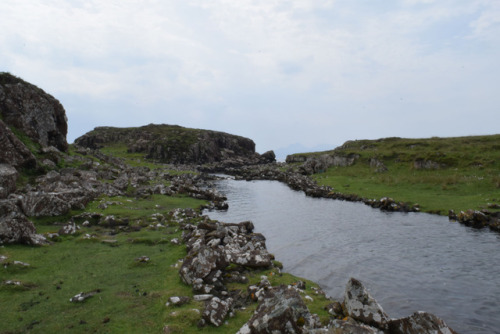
[75,124,274,165]
[0,72,68,152]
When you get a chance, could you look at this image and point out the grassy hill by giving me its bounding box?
[290,135,500,214]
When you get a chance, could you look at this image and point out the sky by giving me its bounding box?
[1,1,499,158]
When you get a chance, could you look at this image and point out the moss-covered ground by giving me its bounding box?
[297,135,500,215]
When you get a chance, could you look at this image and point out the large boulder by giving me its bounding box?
[299,153,359,175]
[0,199,46,245]
[344,278,390,330]
[0,72,68,152]
[237,285,319,334]
[0,164,18,199]
[179,245,227,286]
[388,311,458,334]
[0,120,37,168]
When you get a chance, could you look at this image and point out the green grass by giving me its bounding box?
[83,194,207,221]
[303,135,500,214]
[2,193,333,333]
[0,227,191,333]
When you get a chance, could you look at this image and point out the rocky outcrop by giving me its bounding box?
[413,159,442,170]
[179,219,272,295]
[237,285,321,334]
[0,120,37,168]
[449,209,500,233]
[0,199,46,245]
[0,72,68,152]
[0,164,18,199]
[344,278,390,330]
[74,124,275,165]
[286,153,359,175]
[388,311,458,334]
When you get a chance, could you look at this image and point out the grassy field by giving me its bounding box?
[296,135,500,214]
[1,147,332,333]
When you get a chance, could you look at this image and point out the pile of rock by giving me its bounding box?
[238,277,457,333]
[449,209,500,232]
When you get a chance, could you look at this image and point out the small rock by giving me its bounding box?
[70,289,101,302]
[193,294,214,301]
[13,260,30,267]
[167,296,190,306]
[135,256,150,263]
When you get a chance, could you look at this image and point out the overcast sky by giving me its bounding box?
[1,1,499,157]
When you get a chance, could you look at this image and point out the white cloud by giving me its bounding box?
[0,0,498,150]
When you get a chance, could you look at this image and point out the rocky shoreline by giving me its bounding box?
[168,207,458,333]
[202,162,500,233]
[1,143,460,332]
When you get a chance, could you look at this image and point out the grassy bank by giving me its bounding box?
[1,148,332,333]
[295,135,500,215]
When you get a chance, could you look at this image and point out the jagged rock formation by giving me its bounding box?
[0,73,70,244]
[0,120,37,168]
[0,72,68,152]
[75,124,275,165]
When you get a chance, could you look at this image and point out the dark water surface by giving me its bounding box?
[205,178,500,334]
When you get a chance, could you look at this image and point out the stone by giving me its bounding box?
[0,199,46,245]
[413,159,441,170]
[0,120,37,168]
[70,289,101,302]
[193,294,214,301]
[325,301,344,318]
[135,256,150,263]
[58,223,79,235]
[344,278,390,330]
[179,246,227,286]
[0,164,18,198]
[20,192,72,217]
[0,72,68,152]
[237,285,319,334]
[167,296,190,306]
[202,297,233,327]
[325,319,383,333]
[260,150,276,163]
[388,311,458,334]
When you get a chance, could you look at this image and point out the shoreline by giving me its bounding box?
[201,163,500,234]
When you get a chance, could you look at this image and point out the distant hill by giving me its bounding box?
[75,124,275,165]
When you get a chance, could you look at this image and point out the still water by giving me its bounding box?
[205,178,500,333]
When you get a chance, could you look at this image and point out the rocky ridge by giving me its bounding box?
[74,124,275,166]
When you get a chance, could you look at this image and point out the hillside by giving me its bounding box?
[287,135,500,215]
[74,124,275,165]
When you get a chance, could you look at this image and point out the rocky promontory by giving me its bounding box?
[75,124,275,166]
[0,72,68,152]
